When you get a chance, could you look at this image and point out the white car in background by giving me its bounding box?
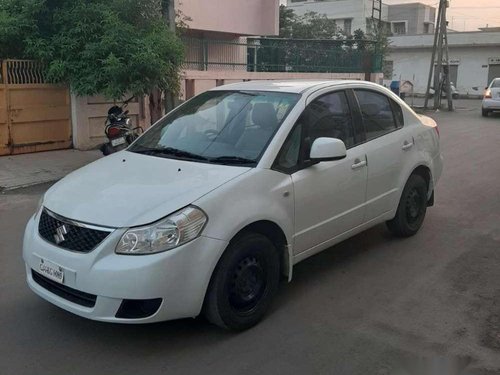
[23,80,443,330]
[482,78,500,117]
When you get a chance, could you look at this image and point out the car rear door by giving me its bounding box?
[351,89,413,222]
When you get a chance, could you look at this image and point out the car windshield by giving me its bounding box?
[129,90,300,166]
[491,79,500,88]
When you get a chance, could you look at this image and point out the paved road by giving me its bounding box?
[1,101,500,375]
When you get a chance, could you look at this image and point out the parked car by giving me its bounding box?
[482,78,500,117]
[429,82,460,99]
[23,80,443,330]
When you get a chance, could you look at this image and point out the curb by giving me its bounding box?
[0,178,58,193]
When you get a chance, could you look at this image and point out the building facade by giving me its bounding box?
[387,2,436,35]
[286,0,389,35]
[177,0,379,100]
[178,0,279,37]
[385,31,500,96]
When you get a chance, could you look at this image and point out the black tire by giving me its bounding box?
[387,174,428,237]
[100,143,115,156]
[204,232,280,331]
[482,108,489,117]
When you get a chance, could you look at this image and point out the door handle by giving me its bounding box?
[351,158,367,170]
[402,140,414,151]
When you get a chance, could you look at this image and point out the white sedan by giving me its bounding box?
[482,78,500,117]
[23,80,443,330]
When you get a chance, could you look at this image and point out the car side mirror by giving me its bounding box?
[310,137,347,162]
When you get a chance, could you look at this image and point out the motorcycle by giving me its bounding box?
[100,97,143,156]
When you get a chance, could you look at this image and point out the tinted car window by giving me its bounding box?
[491,79,500,88]
[391,99,404,128]
[355,90,398,140]
[305,91,355,148]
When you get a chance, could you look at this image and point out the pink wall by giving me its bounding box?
[177,0,279,36]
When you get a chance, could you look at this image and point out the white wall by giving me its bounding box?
[387,32,500,96]
[387,46,499,96]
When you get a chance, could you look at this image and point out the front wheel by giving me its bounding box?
[203,232,280,330]
[100,143,115,156]
[387,174,428,237]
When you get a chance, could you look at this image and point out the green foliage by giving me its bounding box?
[277,5,389,72]
[0,0,184,100]
[279,5,341,39]
[0,0,45,58]
[279,5,296,38]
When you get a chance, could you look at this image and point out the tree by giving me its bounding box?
[279,5,296,38]
[278,6,340,39]
[0,0,184,124]
[354,23,391,72]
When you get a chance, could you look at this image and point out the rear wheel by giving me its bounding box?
[387,174,428,237]
[482,108,490,117]
[204,232,280,331]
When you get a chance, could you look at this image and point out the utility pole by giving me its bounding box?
[164,0,176,33]
[369,0,383,81]
[372,0,382,24]
[424,0,453,111]
[163,0,177,113]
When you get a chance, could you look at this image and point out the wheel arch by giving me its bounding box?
[231,220,292,281]
[405,164,434,204]
[201,219,293,318]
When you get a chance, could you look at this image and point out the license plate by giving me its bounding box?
[111,137,126,147]
[39,259,64,284]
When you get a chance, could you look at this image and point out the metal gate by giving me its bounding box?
[0,60,72,156]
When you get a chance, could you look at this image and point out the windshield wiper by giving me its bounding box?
[132,147,208,161]
[209,156,257,165]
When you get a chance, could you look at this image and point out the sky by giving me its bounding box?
[280,0,500,32]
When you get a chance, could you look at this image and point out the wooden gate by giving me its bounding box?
[0,60,72,156]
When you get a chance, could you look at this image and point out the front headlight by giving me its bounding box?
[115,206,207,255]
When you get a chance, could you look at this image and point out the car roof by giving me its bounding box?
[210,80,382,94]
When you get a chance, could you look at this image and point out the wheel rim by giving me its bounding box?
[228,256,267,313]
[405,188,423,225]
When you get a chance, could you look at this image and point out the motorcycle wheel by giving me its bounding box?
[100,143,115,156]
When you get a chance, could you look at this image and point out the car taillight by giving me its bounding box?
[434,125,440,137]
[484,89,492,99]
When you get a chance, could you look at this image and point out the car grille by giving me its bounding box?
[38,209,112,253]
[32,270,97,308]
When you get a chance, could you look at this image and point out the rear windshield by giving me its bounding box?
[491,79,500,88]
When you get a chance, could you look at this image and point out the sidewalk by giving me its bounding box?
[0,149,102,191]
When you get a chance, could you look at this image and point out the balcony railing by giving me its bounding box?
[182,37,383,74]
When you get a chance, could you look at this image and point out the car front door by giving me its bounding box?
[352,89,411,221]
[274,90,368,255]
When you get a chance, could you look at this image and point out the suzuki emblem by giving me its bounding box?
[54,224,69,244]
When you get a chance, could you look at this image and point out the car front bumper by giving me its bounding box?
[23,210,228,323]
